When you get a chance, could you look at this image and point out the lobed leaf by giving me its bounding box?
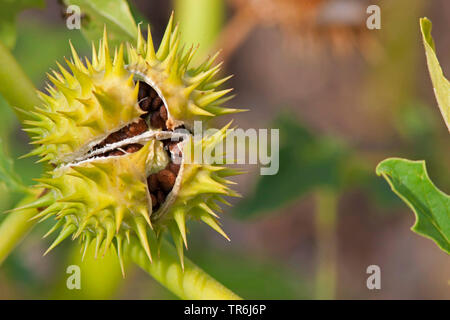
[420,18,450,132]
[376,158,450,254]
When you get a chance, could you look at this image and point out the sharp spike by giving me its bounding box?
[116,234,125,278]
[44,223,76,255]
[115,206,125,233]
[113,44,125,77]
[7,192,54,212]
[69,40,85,72]
[30,203,62,222]
[197,89,234,107]
[169,223,184,271]
[198,203,219,218]
[138,207,152,229]
[103,219,115,256]
[136,23,145,55]
[94,228,105,259]
[81,232,92,261]
[134,217,152,263]
[145,24,156,61]
[43,219,64,238]
[173,208,187,248]
[199,211,230,241]
[102,26,112,75]
[156,11,174,60]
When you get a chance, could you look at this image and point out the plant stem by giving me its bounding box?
[175,0,225,63]
[126,237,242,300]
[0,193,39,265]
[0,40,41,265]
[0,41,40,123]
[315,189,338,300]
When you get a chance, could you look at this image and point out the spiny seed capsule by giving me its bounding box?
[18,13,246,275]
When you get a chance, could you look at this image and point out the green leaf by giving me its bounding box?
[235,112,349,219]
[420,18,450,132]
[0,139,29,194]
[63,0,137,46]
[0,0,44,49]
[376,158,450,254]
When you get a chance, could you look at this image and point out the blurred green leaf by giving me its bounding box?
[420,18,450,132]
[191,249,309,299]
[63,0,137,46]
[0,0,44,48]
[14,21,89,86]
[0,139,29,194]
[376,158,450,254]
[235,112,349,218]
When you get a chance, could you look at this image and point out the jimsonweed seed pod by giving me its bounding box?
[18,13,245,273]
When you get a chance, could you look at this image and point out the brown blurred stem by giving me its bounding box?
[315,189,338,299]
[214,3,257,62]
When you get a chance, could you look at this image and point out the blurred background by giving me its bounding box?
[0,0,449,299]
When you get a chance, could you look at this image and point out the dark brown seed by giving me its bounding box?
[108,149,125,156]
[156,169,176,192]
[150,193,157,208]
[149,89,157,99]
[160,105,168,121]
[147,174,159,192]
[128,119,148,137]
[139,97,152,111]
[151,97,162,110]
[168,162,180,175]
[124,144,143,153]
[157,190,165,204]
[138,85,147,100]
[150,112,165,129]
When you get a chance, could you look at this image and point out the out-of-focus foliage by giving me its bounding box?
[235,112,400,219]
[0,0,44,48]
[191,248,309,299]
[420,18,450,131]
[376,159,449,254]
[63,0,137,47]
[0,139,28,194]
[235,112,348,218]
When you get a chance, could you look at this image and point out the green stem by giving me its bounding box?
[126,237,241,300]
[0,193,39,265]
[175,0,225,63]
[315,189,338,300]
[0,40,40,123]
[0,40,41,265]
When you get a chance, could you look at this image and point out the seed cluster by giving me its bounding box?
[85,80,184,212]
[138,81,168,130]
[138,81,184,210]
[92,119,148,157]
